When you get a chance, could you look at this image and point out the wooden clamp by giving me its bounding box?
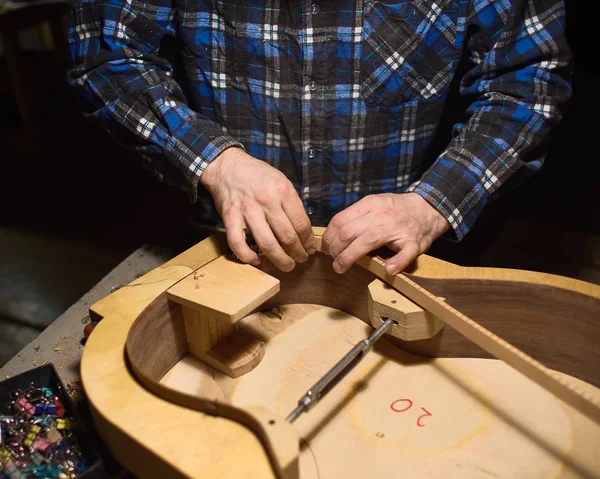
[367,278,443,341]
[167,255,280,378]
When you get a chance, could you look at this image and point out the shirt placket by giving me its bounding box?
[299,0,322,221]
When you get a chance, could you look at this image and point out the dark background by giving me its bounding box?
[0,1,596,365]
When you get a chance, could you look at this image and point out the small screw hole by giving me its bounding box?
[269,419,276,425]
[391,300,397,304]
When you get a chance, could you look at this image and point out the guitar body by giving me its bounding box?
[82,228,600,478]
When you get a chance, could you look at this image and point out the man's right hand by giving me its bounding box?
[200,147,317,271]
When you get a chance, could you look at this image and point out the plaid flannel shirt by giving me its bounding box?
[68,0,571,239]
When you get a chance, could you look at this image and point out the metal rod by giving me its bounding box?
[286,318,395,423]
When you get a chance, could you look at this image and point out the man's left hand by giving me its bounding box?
[322,193,450,275]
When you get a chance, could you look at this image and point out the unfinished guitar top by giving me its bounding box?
[82,227,600,479]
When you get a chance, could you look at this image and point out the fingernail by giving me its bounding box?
[385,263,397,275]
[333,261,343,274]
[307,247,316,255]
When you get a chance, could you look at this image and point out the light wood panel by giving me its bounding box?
[82,229,600,479]
[167,255,280,322]
[161,306,600,479]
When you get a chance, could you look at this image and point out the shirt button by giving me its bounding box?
[309,81,317,91]
[307,148,316,159]
[307,207,314,216]
[311,4,320,15]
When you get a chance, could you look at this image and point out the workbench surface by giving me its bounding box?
[0,245,174,382]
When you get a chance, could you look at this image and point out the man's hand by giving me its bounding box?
[322,193,450,275]
[201,147,316,271]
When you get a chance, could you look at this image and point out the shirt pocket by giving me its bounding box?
[360,0,460,107]
[210,1,292,92]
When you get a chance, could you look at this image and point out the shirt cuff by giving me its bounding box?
[406,162,491,241]
[178,124,244,203]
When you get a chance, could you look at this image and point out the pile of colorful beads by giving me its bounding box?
[0,384,87,479]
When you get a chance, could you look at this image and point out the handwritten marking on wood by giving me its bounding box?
[390,399,413,413]
[417,408,432,428]
[390,398,433,427]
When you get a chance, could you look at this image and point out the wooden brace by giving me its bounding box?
[167,255,280,378]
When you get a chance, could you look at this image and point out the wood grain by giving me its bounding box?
[86,238,279,479]
[401,276,600,388]
[161,306,600,479]
[167,255,278,377]
[257,252,600,388]
[368,278,444,341]
[357,253,600,424]
[82,229,600,479]
[204,328,266,377]
[167,255,280,322]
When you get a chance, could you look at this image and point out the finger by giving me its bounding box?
[224,213,261,266]
[246,211,296,272]
[327,214,372,261]
[281,195,317,254]
[331,224,388,274]
[385,241,420,275]
[266,209,309,263]
[322,198,373,254]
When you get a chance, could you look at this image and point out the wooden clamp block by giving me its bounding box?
[167,256,280,378]
[368,279,443,341]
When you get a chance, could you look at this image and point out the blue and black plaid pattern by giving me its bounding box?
[68,0,571,239]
